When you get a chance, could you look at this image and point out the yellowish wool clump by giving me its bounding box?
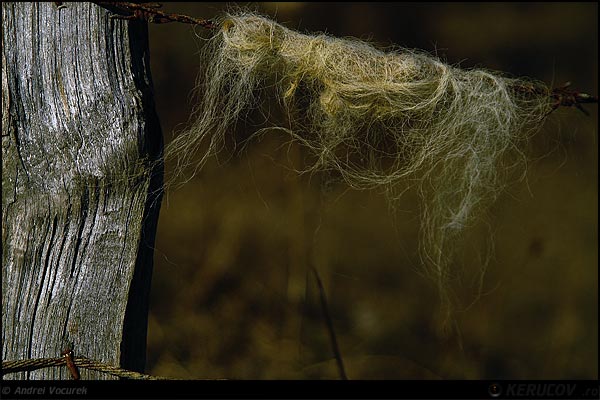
[165,12,553,321]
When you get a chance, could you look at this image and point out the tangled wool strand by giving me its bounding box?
[166,12,553,316]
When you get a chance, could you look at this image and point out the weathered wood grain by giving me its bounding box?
[2,2,163,379]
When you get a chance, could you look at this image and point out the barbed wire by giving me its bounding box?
[2,356,174,380]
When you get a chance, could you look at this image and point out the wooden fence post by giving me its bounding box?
[2,2,163,379]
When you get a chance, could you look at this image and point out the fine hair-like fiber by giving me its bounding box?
[165,12,553,324]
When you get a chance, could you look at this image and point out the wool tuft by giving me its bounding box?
[165,12,553,319]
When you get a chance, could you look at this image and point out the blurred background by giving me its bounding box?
[145,3,597,379]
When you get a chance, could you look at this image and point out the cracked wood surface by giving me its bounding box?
[2,2,163,379]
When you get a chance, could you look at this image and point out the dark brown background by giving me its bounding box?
[145,2,597,379]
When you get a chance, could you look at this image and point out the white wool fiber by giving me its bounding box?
[165,12,553,319]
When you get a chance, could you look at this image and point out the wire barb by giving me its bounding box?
[92,2,216,29]
[550,82,598,116]
[61,347,80,380]
[2,356,176,380]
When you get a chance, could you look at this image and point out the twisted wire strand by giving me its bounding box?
[2,357,173,380]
